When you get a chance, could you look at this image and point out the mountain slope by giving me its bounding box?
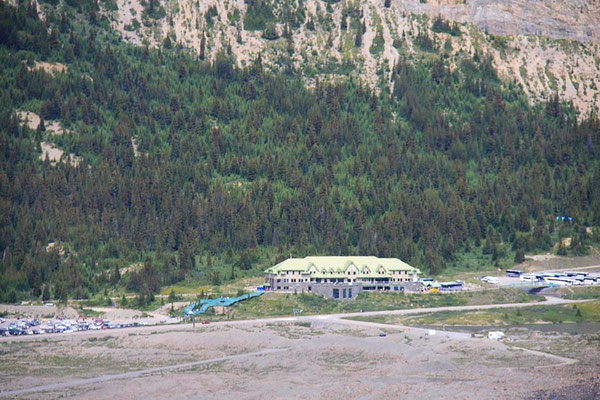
[103,0,600,115]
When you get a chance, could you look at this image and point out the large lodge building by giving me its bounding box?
[264,256,421,299]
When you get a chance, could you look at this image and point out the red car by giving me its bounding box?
[201,321,210,325]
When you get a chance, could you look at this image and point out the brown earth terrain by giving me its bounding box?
[1,303,598,399]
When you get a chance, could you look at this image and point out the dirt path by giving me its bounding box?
[541,264,600,273]
[0,348,289,398]
[332,315,580,370]
[327,316,472,339]
[322,299,581,369]
[515,347,579,369]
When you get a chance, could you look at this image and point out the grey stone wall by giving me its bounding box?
[266,277,422,300]
[309,283,362,300]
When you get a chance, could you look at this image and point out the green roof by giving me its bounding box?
[265,256,420,275]
[358,274,392,279]
[310,273,346,279]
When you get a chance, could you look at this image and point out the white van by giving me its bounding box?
[482,276,499,284]
[520,274,538,283]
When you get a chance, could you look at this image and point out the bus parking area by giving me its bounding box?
[481,266,600,288]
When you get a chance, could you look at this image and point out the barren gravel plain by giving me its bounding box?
[1,310,599,400]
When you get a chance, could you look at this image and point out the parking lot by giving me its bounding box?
[478,265,600,288]
[0,317,153,337]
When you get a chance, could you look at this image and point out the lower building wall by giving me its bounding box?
[309,283,362,300]
[265,278,424,300]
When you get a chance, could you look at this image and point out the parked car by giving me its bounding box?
[8,327,23,335]
[480,276,499,284]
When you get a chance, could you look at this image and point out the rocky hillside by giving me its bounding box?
[98,0,600,115]
[391,0,600,42]
[0,0,580,116]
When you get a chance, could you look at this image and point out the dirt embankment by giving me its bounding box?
[0,304,78,319]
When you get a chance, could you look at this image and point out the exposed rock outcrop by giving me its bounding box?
[99,0,599,115]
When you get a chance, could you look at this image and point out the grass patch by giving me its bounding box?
[161,276,263,297]
[77,308,105,318]
[348,301,600,326]
[87,335,115,342]
[555,286,600,300]
[213,288,543,320]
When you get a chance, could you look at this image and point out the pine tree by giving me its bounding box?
[37,117,45,133]
[42,285,50,301]
[111,264,121,285]
[200,31,206,60]
[354,23,363,47]
[514,249,525,264]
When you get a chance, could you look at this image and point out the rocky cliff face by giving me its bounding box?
[103,0,599,115]
[391,0,600,43]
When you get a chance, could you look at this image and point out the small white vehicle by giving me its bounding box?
[481,276,499,284]
[520,274,539,283]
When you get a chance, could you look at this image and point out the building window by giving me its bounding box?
[333,289,339,299]
[308,286,312,292]
[343,289,347,298]
[349,288,353,298]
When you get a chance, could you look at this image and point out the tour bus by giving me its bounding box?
[543,276,575,286]
[505,269,522,278]
[563,271,588,277]
[584,276,599,285]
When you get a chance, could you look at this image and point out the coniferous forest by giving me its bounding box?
[1,1,599,302]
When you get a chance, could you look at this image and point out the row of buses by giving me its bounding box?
[507,269,600,286]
